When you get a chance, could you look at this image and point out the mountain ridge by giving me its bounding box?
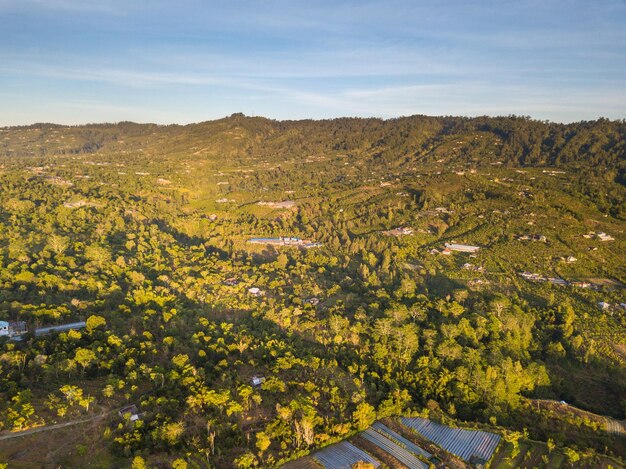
[2,114,624,181]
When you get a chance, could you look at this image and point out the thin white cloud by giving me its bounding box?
[0,0,133,14]
[0,0,625,123]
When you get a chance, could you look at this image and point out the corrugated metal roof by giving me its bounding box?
[360,428,428,469]
[313,441,381,469]
[371,422,431,459]
[34,321,86,336]
[401,417,500,462]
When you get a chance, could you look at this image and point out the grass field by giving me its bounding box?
[0,417,119,469]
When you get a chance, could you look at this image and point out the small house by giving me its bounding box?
[597,232,614,241]
[598,302,611,311]
[118,404,140,422]
[248,287,265,297]
[251,376,265,387]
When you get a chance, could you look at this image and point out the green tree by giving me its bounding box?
[131,456,148,469]
[352,402,376,431]
[86,315,106,333]
[74,348,96,374]
[255,431,271,453]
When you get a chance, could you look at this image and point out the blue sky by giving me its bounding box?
[0,0,625,124]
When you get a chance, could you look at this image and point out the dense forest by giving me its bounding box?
[0,114,624,468]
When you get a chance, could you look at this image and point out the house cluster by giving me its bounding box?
[598,302,626,312]
[467,279,490,288]
[516,234,547,242]
[519,272,567,286]
[257,200,296,209]
[583,231,615,242]
[0,320,26,339]
[519,272,617,290]
[421,207,452,217]
[0,320,85,341]
[46,176,73,187]
[463,263,485,272]
[247,237,322,248]
[382,227,413,237]
[63,200,95,209]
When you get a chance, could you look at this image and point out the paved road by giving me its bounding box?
[0,413,106,442]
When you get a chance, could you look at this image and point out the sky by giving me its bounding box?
[0,0,625,125]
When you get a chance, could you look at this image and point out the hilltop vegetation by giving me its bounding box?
[0,114,624,468]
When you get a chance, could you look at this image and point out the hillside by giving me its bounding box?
[0,114,624,468]
[3,114,626,169]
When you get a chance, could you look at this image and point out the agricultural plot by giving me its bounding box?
[371,422,432,459]
[401,417,500,463]
[360,428,429,469]
[313,440,381,469]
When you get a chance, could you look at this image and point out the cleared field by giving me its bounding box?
[313,440,381,469]
[401,417,500,462]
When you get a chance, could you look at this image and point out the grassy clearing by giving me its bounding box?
[0,416,119,469]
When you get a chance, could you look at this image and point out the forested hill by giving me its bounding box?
[2,114,625,182]
[1,111,626,467]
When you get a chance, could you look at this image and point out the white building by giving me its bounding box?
[248,287,265,297]
[251,376,265,387]
[444,243,480,253]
